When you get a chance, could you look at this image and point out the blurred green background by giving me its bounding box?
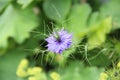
[0,0,120,80]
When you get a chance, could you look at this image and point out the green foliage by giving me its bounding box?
[43,0,71,23]
[100,0,120,29]
[66,4,91,43]
[17,0,34,9]
[0,0,120,80]
[0,0,11,12]
[65,3,112,49]
[88,49,111,67]
[0,5,38,48]
[0,48,28,80]
[61,62,104,80]
[88,17,112,49]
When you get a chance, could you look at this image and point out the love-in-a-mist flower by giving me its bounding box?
[45,29,72,54]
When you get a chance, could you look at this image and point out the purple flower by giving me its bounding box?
[45,29,72,54]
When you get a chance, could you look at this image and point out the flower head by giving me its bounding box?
[50,72,60,80]
[99,72,108,80]
[45,29,72,54]
[117,61,120,68]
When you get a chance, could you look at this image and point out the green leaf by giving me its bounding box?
[88,17,112,49]
[88,49,111,67]
[17,0,33,9]
[88,12,100,27]
[66,4,91,43]
[0,0,11,12]
[0,48,28,80]
[0,5,38,48]
[100,0,120,29]
[61,62,104,80]
[43,0,71,23]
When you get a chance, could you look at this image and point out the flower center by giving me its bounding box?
[55,35,62,43]
[57,38,62,43]
[54,32,62,43]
